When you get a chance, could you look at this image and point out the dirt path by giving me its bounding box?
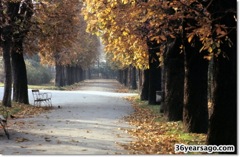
[0,79,137,155]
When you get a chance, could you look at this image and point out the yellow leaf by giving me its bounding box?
[187,33,195,43]
[123,31,128,36]
[208,47,213,53]
[160,35,167,41]
[204,55,212,60]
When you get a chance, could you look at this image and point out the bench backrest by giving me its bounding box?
[32,89,40,100]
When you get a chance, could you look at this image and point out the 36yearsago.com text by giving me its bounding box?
[175,144,235,154]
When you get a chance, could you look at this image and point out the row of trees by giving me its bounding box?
[0,0,100,107]
[82,0,237,153]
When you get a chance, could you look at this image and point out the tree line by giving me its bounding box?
[0,0,237,153]
[82,0,237,154]
[0,0,100,107]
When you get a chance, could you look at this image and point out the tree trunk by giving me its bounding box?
[148,40,161,105]
[207,50,237,152]
[206,0,237,153]
[87,68,91,79]
[118,70,123,84]
[160,58,166,113]
[123,68,128,86]
[183,42,209,133]
[163,38,184,121]
[11,42,29,104]
[74,66,78,83]
[9,0,32,104]
[140,69,149,101]
[55,63,65,87]
[2,26,12,107]
[130,66,137,90]
[79,67,84,81]
[138,69,143,92]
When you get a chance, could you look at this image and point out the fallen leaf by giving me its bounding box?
[121,96,207,154]
[44,137,51,142]
[15,137,29,143]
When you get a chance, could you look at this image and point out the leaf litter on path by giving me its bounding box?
[121,96,206,154]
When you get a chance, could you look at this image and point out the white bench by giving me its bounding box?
[32,89,52,107]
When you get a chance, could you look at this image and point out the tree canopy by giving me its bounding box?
[82,0,236,69]
[24,0,99,69]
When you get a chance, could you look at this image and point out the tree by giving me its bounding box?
[11,0,33,104]
[183,38,209,133]
[140,70,149,101]
[83,0,237,143]
[147,39,161,104]
[1,1,13,107]
[25,0,100,87]
[129,66,137,90]
[206,0,237,153]
[1,0,33,106]
[163,37,184,121]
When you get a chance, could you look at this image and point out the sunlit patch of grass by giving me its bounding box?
[28,83,62,90]
[28,81,86,91]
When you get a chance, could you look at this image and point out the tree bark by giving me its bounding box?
[2,26,12,107]
[11,42,29,104]
[163,38,184,121]
[130,66,137,90]
[55,63,65,87]
[183,42,209,133]
[147,40,161,105]
[123,68,128,86]
[138,69,143,92]
[140,69,149,101]
[206,0,237,153]
[9,0,32,104]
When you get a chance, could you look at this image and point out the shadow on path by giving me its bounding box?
[0,79,137,155]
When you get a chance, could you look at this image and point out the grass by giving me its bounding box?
[123,95,207,154]
[0,102,52,119]
[28,84,63,90]
[136,96,207,143]
[0,82,84,91]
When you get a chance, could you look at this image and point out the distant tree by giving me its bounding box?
[24,0,100,87]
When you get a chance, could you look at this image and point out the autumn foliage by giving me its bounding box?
[82,0,235,68]
[24,0,99,68]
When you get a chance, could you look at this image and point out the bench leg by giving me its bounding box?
[3,127,10,139]
[43,99,52,107]
[48,99,52,107]
[0,122,10,139]
[34,101,42,107]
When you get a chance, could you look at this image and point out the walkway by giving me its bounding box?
[0,79,137,155]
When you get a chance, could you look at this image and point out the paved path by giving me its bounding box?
[0,79,137,155]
